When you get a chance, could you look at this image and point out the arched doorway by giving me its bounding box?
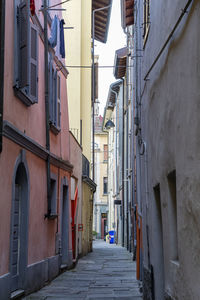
[10,150,29,292]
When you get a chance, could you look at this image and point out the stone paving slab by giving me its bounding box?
[23,240,142,300]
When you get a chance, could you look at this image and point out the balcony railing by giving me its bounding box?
[82,154,90,177]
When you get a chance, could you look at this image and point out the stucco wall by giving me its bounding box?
[138,0,200,299]
[82,183,93,256]
[63,0,92,161]
[69,132,82,257]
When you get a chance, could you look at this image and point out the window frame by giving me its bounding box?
[103,177,108,195]
[103,144,108,162]
[49,172,58,218]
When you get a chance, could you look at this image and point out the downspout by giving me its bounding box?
[0,0,5,153]
[122,79,125,247]
[110,80,123,234]
[44,0,51,218]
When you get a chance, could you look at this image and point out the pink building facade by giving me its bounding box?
[0,1,74,298]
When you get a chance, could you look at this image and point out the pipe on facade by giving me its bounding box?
[122,79,125,247]
[110,82,122,235]
[0,0,5,153]
[44,0,51,218]
[144,0,193,81]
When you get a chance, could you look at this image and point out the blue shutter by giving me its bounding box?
[30,22,38,102]
[18,0,30,94]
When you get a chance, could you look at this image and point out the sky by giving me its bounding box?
[95,0,126,116]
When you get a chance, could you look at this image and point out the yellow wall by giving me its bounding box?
[95,133,108,202]
[82,183,93,255]
[64,0,92,161]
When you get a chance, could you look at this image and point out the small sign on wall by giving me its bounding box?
[78,224,83,231]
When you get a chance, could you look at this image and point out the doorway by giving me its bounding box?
[10,158,29,292]
[61,181,69,265]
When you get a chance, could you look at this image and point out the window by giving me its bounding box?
[14,0,38,106]
[48,57,61,134]
[50,174,57,217]
[167,170,178,261]
[143,0,150,45]
[103,144,108,161]
[103,177,108,195]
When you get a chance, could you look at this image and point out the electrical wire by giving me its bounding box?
[64,65,137,69]
[46,0,70,9]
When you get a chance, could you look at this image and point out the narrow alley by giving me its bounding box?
[23,240,142,300]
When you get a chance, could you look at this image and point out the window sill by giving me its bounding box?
[50,123,61,135]
[170,260,180,268]
[14,86,34,107]
[46,213,58,220]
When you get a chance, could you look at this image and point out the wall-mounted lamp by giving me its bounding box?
[105,120,115,130]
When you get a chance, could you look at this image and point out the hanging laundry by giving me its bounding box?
[30,0,35,16]
[49,15,57,48]
[55,17,61,58]
[60,19,65,58]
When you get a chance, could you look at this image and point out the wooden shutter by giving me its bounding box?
[18,0,30,92]
[30,22,38,102]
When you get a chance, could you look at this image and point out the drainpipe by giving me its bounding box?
[0,0,5,153]
[122,79,125,247]
[110,80,123,235]
[44,0,51,218]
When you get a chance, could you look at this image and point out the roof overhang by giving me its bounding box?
[121,0,134,29]
[92,0,113,43]
[114,47,128,79]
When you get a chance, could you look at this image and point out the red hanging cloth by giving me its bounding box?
[30,0,35,16]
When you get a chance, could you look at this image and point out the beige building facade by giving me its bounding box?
[93,114,108,239]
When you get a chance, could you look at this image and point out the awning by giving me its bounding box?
[92,0,113,43]
[114,47,128,79]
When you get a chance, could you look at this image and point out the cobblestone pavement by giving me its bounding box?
[23,240,143,300]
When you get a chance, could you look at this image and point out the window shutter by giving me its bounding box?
[57,75,61,128]
[48,58,53,122]
[18,0,30,93]
[30,22,38,102]
[53,69,57,126]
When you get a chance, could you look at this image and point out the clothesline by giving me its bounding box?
[49,15,65,58]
